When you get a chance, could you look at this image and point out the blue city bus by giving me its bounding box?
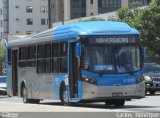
[6,21,145,107]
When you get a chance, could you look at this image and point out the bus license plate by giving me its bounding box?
[112,92,123,97]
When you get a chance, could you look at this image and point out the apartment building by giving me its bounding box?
[9,0,49,36]
[0,0,3,39]
[0,0,9,40]
[48,0,151,28]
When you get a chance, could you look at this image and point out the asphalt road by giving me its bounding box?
[0,93,160,118]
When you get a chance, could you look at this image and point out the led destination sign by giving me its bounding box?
[96,38,129,44]
[84,36,140,45]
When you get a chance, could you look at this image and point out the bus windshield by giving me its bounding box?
[82,46,141,74]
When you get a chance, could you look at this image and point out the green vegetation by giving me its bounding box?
[78,17,105,22]
[115,0,160,56]
[79,0,160,56]
[0,45,6,75]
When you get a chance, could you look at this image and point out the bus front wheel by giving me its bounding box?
[22,86,30,103]
[60,85,68,106]
[113,99,125,107]
[105,99,125,107]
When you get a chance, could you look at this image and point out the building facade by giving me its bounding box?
[0,0,9,40]
[9,0,49,36]
[0,0,3,40]
[49,0,151,28]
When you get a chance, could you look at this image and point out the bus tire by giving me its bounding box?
[60,84,67,106]
[22,86,30,103]
[149,90,156,95]
[113,99,125,107]
[31,99,40,104]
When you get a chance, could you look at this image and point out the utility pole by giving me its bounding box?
[62,0,64,25]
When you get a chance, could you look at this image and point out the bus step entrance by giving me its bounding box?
[70,98,78,102]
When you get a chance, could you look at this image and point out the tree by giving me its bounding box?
[0,45,6,75]
[114,0,160,56]
[79,17,105,22]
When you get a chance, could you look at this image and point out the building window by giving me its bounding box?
[16,18,19,21]
[90,12,93,15]
[46,6,48,12]
[16,31,19,34]
[90,0,93,4]
[40,6,45,13]
[0,20,2,27]
[15,6,19,8]
[26,19,33,25]
[0,9,2,15]
[129,0,150,5]
[0,33,2,40]
[41,19,45,25]
[26,6,33,13]
[26,31,33,35]
[98,0,121,13]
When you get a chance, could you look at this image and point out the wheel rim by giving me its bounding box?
[63,90,67,103]
[23,88,27,103]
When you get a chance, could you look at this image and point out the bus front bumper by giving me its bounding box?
[81,82,145,100]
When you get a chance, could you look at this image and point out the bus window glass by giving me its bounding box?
[19,47,28,60]
[83,47,114,73]
[52,58,59,73]
[37,60,44,73]
[60,42,68,57]
[28,45,36,59]
[45,59,51,73]
[37,44,44,59]
[45,43,51,58]
[8,49,12,65]
[52,43,59,57]
[60,58,68,73]
[115,46,140,73]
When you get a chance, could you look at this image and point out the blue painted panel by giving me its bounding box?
[52,74,66,100]
[81,69,144,86]
[78,81,82,101]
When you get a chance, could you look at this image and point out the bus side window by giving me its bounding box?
[45,43,51,73]
[28,45,36,67]
[52,43,60,73]
[37,44,44,73]
[19,47,27,68]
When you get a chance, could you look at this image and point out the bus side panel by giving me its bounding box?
[53,74,66,100]
[78,80,83,101]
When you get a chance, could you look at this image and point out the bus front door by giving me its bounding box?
[12,50,18,96]
[69,42,79,99]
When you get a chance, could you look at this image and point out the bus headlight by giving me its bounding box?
[136,76,144,84]
[144,76,152,82]
[82,76,97,85]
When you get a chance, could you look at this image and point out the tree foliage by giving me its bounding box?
[79,17,105,22]
[115,0,160,56]
[0,45,6,75]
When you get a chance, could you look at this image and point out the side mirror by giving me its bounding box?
[141,46,146,61]
[76,43,81,58]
